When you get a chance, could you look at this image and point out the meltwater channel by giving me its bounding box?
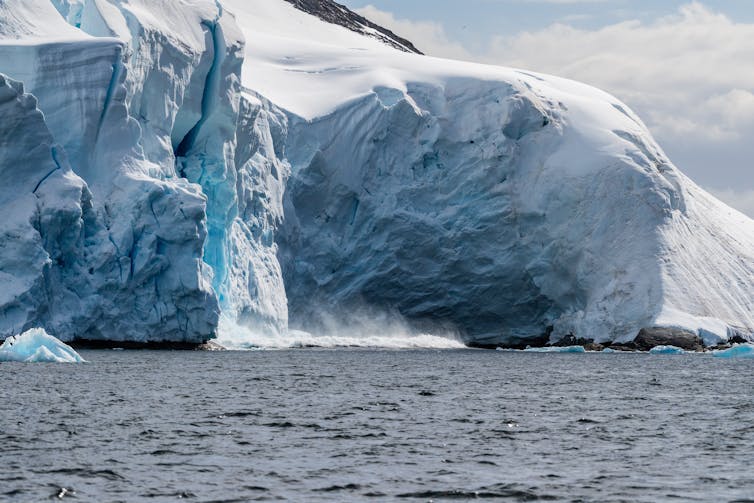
[2,349,753,502]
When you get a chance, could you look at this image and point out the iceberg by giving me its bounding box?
[712,344,754,359]
[523,346,587,353]
[0,328,85,363]
[0,0,752,348]
[648,345,686,355]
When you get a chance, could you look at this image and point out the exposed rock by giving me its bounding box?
[583,343,605,352]
[550,334,603,351]
[283,0,423,54]
[605,344,637,352]
[727,327,752,345]
[634,327,704,352]
[553,334,594,347]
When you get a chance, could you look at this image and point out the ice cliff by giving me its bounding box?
[0,0,284,342]
[0,0,752,347]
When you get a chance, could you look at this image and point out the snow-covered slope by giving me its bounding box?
[0,0,751,346]
[226,0,754,345]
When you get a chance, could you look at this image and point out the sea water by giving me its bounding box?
[2,349,753,501]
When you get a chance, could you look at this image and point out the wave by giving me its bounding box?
[215,317,466,350]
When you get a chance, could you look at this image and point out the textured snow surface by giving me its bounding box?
[228,0,754,345]
[0,0,752,346]
[0,0,86,41]
[0,328,85,363]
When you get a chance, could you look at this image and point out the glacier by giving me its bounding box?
[0,0,219,343]
[0,0,752,348]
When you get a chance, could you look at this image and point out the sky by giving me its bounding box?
[340,0,754,217]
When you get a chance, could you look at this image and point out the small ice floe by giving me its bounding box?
[523,346,586,353]
[713,344,754,359]
[0,328,85,363]
[602,348,618,353]
[649,345,686,355]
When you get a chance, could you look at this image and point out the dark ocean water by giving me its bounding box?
[2,349,754,502]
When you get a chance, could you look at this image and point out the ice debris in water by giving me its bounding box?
[0,328,85,363]
[649,345,686,355]
[713,344,754,359]
[523,346,586,353]
[216,316,465,350]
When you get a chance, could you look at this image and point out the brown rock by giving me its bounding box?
[634,327,703,351]
[583,342,604,352]
[606,343,637,352]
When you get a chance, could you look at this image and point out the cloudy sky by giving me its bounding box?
[340,0,754,217]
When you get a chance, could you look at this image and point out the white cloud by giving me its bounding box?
[486,2,754,217]
[354,5,471,60]
[489,3,754,141]
[354,2,754,217]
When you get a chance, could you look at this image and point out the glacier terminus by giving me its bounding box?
[0,0,752,348]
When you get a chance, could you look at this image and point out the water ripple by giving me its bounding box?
[2,349,754,501]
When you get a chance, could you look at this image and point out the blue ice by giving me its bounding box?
[0,328,85,363]
[649,345,685,355]
[713,344,754,359]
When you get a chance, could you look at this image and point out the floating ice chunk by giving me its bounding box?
[649,345,686,355]
[713,344,754,359]
[0,328,85,363]
[602,348,618,353]
[523,346,586,353]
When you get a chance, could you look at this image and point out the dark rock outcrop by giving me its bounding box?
[726,327,752,344]
[69,340,206,350]
[284,0,423,54]
[553,334,593,347]
[634,327,704,351]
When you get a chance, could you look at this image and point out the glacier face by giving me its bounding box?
[0,0,221,342]
[277,79,665,345]
[278,82,754,344]
[0,0,752,346]
[232,0,754,346]
[0,0,289,342]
